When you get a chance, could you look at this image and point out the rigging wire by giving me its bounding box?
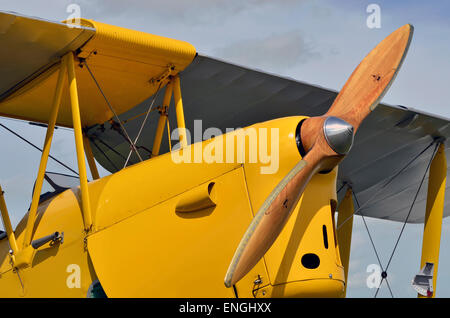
[373,141,439,298]
[1,116,73,132]
[337,140,436,231]
[90,138,120,172]
[385,142,439,270]
[331,139,438,297]
[167,115,172,151]
[123,81,162,168]
[82,60,143,162]
[337,182,347,195]
[0,122,79,176]
[352,191,394,298]
[122,107,159,124]
[94,136,128,161]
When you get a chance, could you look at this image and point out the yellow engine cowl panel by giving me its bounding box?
[90,152,241,230]
[87,166,268,297]
[262,170,345,298]
[241,116,345,297]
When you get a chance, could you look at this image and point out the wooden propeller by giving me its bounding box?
[224,24,414,288]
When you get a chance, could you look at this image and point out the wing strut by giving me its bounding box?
[417,142,447,298]
[373,141,440,297]
[23,59,68,248]
[3,52,95,269]
[336,187,354,297]
[65,53,93,233]
[334,139,442,297]
[152,80,174,156]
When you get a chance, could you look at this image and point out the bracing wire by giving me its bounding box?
[352,191,394,298]
[332,139,438,298]
[0,122,78,176]
[371,141,439,298]
[384,142,439,270]
[123,81,162,168]
[337,140,436,231]
[83,60,143,162]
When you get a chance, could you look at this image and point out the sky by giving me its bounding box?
[0,0,449,298]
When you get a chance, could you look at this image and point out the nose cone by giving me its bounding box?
[323,117,354,155]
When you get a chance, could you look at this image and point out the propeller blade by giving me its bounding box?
[225,136,337,287]
[301,24,413,154]
[325,24,414,132]
[225,158,309,288]
[225,24,414,287]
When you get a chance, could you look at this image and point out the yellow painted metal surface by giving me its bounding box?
[234,260,271,298]
[0,18,196,127]
[262,280,344,298]
[0,191,95,297]
[418,143,447,298]
[260,170,344,297]
[152,81,173,156]
[0,116,344,297]
[65,52,92,232]
[336,188,354,297]
[91,156,241,231]
[0,185,19,254]
[242,117,345,297]
[173,75,188,148]
[175,182,217,213]
[88,167,262,297]
[76,19,195,71]
[83,134,100,180]
[23,61,66,249]
[0,11,94,99]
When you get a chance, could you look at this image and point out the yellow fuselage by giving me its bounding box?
[0,116,344,297]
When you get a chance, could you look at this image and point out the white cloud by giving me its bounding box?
[213,30,321,72]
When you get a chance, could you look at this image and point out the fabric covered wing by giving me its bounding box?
[0,11,196,127]
[0,11,95,101]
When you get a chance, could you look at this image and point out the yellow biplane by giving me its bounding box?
[0,11,447,298]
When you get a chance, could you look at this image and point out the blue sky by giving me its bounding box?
[0,1,449,298]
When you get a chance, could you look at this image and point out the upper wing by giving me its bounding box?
[87,54,450,223]
[0,11,95,101]
[0,11,196,127]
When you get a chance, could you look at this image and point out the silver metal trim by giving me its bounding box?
[323,116,354,155]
